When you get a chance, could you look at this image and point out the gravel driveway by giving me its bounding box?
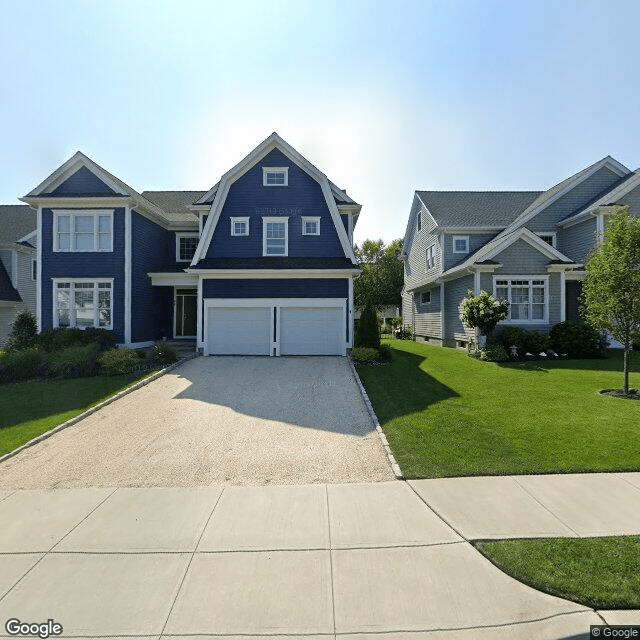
[0,357,394,488]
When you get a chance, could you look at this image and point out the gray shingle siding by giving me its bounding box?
[529,167,622,231]
[404,210,440,291]
[491,239,550,274]
[562,218,597,264]
[442,232,497,272]
[444,275,474,344]
[615,183,640,216]
[413,285,442,339]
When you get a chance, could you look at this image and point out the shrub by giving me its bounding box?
[396,324,413,340]
[81,328,117,352]
[152,342,178,365]
[351,347,380,363]
[497,327,549,355]
[46,343,100,379]
[0,348,45,384]
[355,302,381,349]
[36,327,116,353]
[380,324,392,335]
[5,310,38,351]
[479,344,510,362]
[549,321,607,359]
[387,317,402,331]
[98,348,141,375]
[377,344,393,362]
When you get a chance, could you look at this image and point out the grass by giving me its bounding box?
[0,372,157,457]
[356,339,640,478]
[475,536,640,609]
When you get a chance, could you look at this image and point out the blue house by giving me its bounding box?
[21,133,361,355]
[401,156,640,347]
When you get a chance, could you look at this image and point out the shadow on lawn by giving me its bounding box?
[357,348,459,423]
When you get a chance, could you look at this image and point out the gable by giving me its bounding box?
[45,166,119,197]
[491,238,553,274]
[204,148,344,260]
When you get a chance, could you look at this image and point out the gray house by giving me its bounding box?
[401,156,640,347]
[0,205,37,345]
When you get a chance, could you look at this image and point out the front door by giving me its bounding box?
[175,288,197,337]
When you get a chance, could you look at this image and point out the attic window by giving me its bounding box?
[176,233,199,262]
[453,236,469,254]
[263,167,288,187]
[536,233,556,248]
[231,217,249,236]
[302,217,320,236]
[420,291,431,304]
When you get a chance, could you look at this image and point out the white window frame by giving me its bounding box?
[536,232,557,248]
[452,235,469,254]
[52,278,114,330]
[420,290,431,304]
[493,275,549,324]
[53,210,114,252]
[230,217,250,237]
[426,244,436,270]
[262,217,289,256]
[302,216,321,236]
[262,167,289,187]
[175,232,200,262]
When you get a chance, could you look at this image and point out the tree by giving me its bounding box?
[354,238,404,310]
[459,290,509,346]
[583,206,640,395]
[355,301,381,349]
[5,310,38,351]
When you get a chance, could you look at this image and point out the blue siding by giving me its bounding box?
[341,214,349,233]
[40,207,126,341]
[46,166,119,197]
[131,212,173,342]
[203,278,348,299]
[204,149,345,260]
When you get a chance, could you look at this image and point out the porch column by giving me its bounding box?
[197,276,203,350]
[560,270,566,322]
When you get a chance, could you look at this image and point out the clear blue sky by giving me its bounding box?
[1,0,639,244]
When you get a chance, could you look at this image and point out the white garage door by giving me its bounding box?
[280,306,344,355]
[207,306,271,355]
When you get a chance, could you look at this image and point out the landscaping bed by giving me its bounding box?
[475,536,640,609]
[356,339,640,478]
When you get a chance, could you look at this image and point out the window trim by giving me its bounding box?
[262,167,289,187]
[52,278,114,330]
[175,232,200,263]
[426,244,436,270]
[420,290,431,304]
[53,210,114,253]
[452,235,469,254]
[493,275,549,324]
[31,258,37,282]
[302,216,321,236]
[262,217,289,256]
[536,232,557,248]
[230,217,250,237]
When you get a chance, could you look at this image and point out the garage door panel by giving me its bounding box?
[207,306,271,355]
[280,306,344,356]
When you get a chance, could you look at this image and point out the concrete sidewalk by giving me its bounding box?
[0,477,638,639]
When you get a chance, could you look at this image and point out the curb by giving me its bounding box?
[0,353,199,466]
[347,355,404,480]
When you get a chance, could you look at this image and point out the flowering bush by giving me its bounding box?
[459,290,509,339]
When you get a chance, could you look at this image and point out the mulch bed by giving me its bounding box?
[599,389,640,400]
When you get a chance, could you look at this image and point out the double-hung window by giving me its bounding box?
[230,217,249,236]
[302,217,320,236]
[494,277,548,322]
[54,280,113,329]
[54,210,113,252]
[176,233,199,262]
[262,167,288,186]
[426,244,436,270]
[263,217,288,256]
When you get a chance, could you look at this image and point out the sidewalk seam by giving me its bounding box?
[511,476,582,537]
[325,485,337,639]
[347,355,403,480]
[0,354,197,467]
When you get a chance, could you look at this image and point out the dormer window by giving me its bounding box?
[231,217,249,236]
[536,232,556,248]
[302,217,320,236]
[176,233,199,262]
[263,167,288,187]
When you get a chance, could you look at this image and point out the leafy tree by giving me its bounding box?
[5,310,38,351]
[459,290,509,344]
[583,206,640,394]
[354,238,404,310]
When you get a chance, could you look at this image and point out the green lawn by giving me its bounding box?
[475,536,640,609]
[356,339,640,478]
[0,373,156,457]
